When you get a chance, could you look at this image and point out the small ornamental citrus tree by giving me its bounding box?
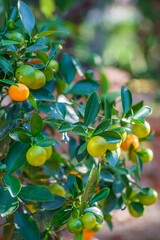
[0,1,158,240]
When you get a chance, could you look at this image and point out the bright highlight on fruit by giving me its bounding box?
[87,136,108,157]
[8,83,29,101]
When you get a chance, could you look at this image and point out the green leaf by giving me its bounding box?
[121,85,132,115]
[35,51,48,64]
[30,112,43,137]
[91,188,110,204]
[5,142,30,174]
[0,79,18,86]
[42,195,66,210]
[72,126,87,136]
[1,40,21,45]
[100,70,109,94]
[133,106,152,120]
[3,0,10,20]
[77,142,88,155]
[9,127,31,142]
[14,212,40,240]
[84,92,100,126]
[0,56,13,73]
[60,53,76,84]
[37,138,59,147]
[84,207,104,224]
[50,207,72,227]
[99,131,122,144]
[3,175,21,197]
[104,98,112,120]
[131,202,144,214]
[58,122,72,133]
[67,174,83,198]
[103,191,117,214]
[37,30,68,39]
[80,164,100,214]
[25,44,47,53]
[27,92,37,111]
[30,88,55,101]
[40,0,55,18]
[0,120,17,141]
[104,150,118,167]
[18,0,35,36]
[103,92,120,103]
[93,120,111,135]
[0,188,19,217]
[69,80,100,95]
[18,185,54,201]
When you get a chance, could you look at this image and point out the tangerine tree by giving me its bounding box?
[0,1,158,240]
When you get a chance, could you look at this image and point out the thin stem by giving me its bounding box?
[42,165,58,181]
[0,222,12,228]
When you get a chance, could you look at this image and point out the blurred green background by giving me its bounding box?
[1,0,160,80]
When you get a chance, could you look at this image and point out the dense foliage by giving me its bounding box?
[0,1,158,240]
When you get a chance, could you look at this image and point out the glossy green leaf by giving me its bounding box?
[0,120,17,141]
[35,51,48,64]
[9,127,31,142]
[104,150,118,167]
[0,79,18,86]
[30,112,43,137]
[69,80,100,95]
[67,174,83,198]
[91,188,110,204]
[14,212,40,240]
[0,188,19,217]
[42,195,66,210]
[121,85,132,115]
[103,191,117,214]
[37,30,68,39]
[30,88,55,101]
[3,175,21,197]
[72,126,87,136]
[93,120,111,135]
[18,185,54,201]
[0,56,13,73]
[25,44,47,53]
[3,0,10,20]
[133,106,152,120]
[58,122,72,132]
[84,92,100,126]
[60,53,76,84]
[18,1,35,35]
[50,207,72,227]
[5,142,30,174]
[99,130,122,144]
[104,97,112,120]
[131,202,144,214]
[80,164,100,214]
[37,138,59,147]
[27,92,38,111]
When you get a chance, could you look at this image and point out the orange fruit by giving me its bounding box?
[121,134,139,151]
[8,83,29,101]
[83,229,94,240]
[66,170,82,178]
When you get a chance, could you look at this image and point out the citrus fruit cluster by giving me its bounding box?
[67,212,103,237]
[7,32,59,102]
[128,188,158,218]
[26,145,52,167]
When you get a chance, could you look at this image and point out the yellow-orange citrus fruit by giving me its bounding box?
[121,134,139,151]
[26,146,47,166]
[128,203,145,218]
[87,136,108,157]
[130,148,153,164]
[66,170,82,178]
[8,83,29,101]
[109,124,127,142]
[81,213,96,230]
[138,188,158,206]
[83,229,94,240]
[44,146,53,160]
[106,141,122,151]
[132,121,150,138]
